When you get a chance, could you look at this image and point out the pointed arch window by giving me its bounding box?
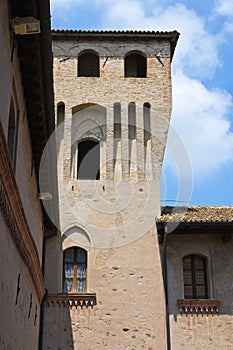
[183,255,208,299]
[63,247,87,293]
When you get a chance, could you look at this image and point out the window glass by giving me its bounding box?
[183,255,208,299]
[64,248,87,293]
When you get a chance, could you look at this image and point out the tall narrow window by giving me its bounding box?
[78,140,100,179]
[125,53,146,77]
[183,255,208,299]
[114,103,121,170]
[128,102,136,140]
[114,103,121,140]
[143,103,151,146]
[78,52,99,77]
[7,97,19,169]
[64,247,87,293]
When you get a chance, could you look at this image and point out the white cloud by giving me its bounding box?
[97,0,233,179]
[214,0,233,32]
[215,0,233,17]
[50,0,233,181]
[51,0,81,5]
[97,1,220,79]
[170,71,233,178]
[50,0,83,10]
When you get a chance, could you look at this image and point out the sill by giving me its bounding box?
[45,293,97,308]
[177,299,220,315]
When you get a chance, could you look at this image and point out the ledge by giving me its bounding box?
[45,293,97,308]
[177,299,220,315]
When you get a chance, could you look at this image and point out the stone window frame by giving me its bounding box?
[177,253,221,315]
[63,246,88,293]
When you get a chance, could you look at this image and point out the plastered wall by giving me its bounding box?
[166,234,233,349]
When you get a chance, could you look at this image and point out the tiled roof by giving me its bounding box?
[52,30,180,59]
[158,206,233,223]
[52,29,179,36]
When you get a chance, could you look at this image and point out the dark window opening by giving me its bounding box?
[114,102,121,140]
[78,52,99,77]
[143,103,151,145]
[57,103,65,126]
[78,140,100,179]
[125,53,146,77]
[8,98,18,169]
[128,102,136,140]
[183,255,208,299]
[63,247,87,293]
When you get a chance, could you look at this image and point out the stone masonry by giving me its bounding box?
[43,30,179,350]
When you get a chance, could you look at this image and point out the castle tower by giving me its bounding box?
[43,30,179,349]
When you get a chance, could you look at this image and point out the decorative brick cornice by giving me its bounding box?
[0,122,45,303]
[177,299,220,315]
[45,293,97,308]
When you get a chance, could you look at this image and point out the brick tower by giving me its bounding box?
[43,30,179,349]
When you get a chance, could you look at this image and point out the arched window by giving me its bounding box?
[183,255,208,299]
[124,53,147,77]
[78,52,99,77]
[78,140,100,179]
[63,247,87,293]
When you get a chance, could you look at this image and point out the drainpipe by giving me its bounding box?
[38,227,58,349]
[159,225,171,350]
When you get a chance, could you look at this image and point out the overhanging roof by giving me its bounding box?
[11,0,58,232]
[52,29,180,60]
[158,206,233,223]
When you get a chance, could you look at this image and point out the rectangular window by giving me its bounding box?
[64,247,87,293]
[183,255,208,299]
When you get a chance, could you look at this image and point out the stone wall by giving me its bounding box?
[42,34,175,349]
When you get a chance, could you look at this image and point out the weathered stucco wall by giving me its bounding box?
[0,1,43,259]
[166,234,233,349]
[0,211,40,350]
[0,2,44,349]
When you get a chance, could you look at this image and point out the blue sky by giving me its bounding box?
[50,0,233,206]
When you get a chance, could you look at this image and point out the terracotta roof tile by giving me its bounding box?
[158,206,233,223]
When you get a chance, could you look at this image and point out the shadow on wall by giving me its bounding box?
[42,299,75,349]
[41,296,96,350]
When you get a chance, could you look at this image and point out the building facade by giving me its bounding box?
[42,30,179,349]
[1,6,232,348]
[0,0,56,349]
[158,206,233,350]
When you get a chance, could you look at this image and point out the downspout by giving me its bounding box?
[38,228,58,350]
[159,224,171,350]
[38,237,47,350]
